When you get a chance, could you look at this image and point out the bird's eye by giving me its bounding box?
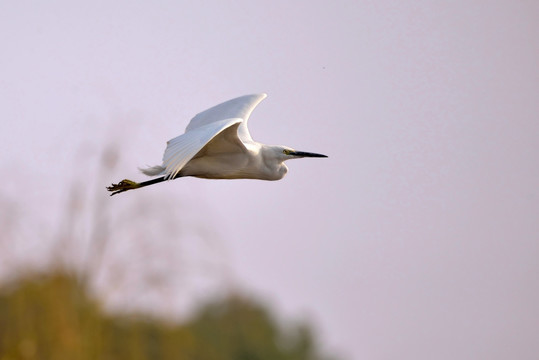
[283,149,291,155]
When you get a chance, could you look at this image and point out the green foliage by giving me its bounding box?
[0,272,332,360]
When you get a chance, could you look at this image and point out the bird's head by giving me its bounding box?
[259,145,327,180]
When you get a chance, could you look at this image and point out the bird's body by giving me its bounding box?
[107,94,327,195]
[180,143,288,180]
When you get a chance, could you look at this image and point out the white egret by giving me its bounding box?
[107,94,327,196]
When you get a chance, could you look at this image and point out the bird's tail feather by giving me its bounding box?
[139,165,166,176]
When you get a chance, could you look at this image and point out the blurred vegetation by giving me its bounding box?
[0,271,331,360]
[0,147,337,360]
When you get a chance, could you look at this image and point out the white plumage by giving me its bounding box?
[141,94,266,180]
[107,93,327,195]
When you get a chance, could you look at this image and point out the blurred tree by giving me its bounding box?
[0,272,336,360]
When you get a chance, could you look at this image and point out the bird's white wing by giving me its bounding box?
[162,118,242,179]
[186,93,267,142]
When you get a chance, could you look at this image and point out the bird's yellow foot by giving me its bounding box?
[107,179,140,196]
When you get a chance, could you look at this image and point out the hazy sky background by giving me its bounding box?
[1,1,539,359]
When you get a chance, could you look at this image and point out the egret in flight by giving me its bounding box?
[107,94,327,196]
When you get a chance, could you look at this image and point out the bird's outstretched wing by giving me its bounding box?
[186,93,267,142]
[161,118,242,179]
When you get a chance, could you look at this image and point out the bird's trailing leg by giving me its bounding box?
[106,179,141,196]
[107,175,174,196]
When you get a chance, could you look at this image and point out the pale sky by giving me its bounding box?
[1,1,539,359]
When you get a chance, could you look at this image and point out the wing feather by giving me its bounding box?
[162,118,242,179]
[141,94,267,179]
[186,93,266,142]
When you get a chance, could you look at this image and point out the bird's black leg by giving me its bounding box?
[107,175,182,196]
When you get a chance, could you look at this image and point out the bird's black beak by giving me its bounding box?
[289,151,328,158]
